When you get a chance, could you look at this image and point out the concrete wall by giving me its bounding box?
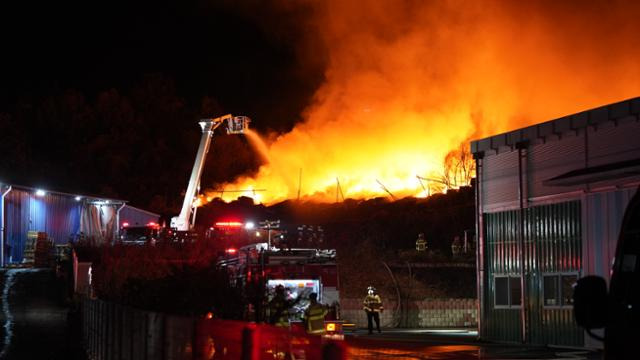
[340,298,477,328]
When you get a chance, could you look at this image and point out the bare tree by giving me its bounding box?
[445,142,475,188]
[423,142,475,195]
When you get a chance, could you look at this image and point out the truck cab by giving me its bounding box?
[119,222,161,245]
[574,188,640,359]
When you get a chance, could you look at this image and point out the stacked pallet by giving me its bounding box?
[23,231,39,264]
[34,232,52,267]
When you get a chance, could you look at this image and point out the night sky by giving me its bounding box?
[0,1,324,210]
[0,0,324,131]
[3,0,640,212]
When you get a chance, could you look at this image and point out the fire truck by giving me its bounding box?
[119,222,163,245]
[217,242,344,339]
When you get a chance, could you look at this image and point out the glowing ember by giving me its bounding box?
[207,0,640,205]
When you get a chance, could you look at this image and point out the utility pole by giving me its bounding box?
[336,178,345,202]
[416,175,429,197]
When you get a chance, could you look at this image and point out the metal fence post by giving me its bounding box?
[241,324,260,360]
[108,302,113,360]
[91,299,96,358]
[102,300,107,360]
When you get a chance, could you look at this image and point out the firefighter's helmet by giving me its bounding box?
[367,286,376,293]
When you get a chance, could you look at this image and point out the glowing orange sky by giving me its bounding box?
[207,0,640,204]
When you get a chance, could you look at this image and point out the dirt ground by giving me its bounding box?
[0,268,86,359]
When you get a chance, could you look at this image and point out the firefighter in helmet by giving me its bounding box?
[303,292,328,335]
[363,286,383,334]
[268,284,292,327]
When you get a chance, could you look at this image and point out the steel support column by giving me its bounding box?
[0,185,12,267]
[517,141,528,343]
[474,152,484,339]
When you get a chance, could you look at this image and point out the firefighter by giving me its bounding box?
[268,284,292,327]
[363,286,383,334]
[303,292,328,335]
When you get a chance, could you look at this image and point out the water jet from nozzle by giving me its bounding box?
[244,128,271,164]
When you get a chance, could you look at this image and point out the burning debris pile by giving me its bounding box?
[208,0,640,205]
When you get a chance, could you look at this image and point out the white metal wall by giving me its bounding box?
[480,117,640,211]
[580,185,638,349]
[582,187,638,282]
[481,150,519,210]
[527,132,584,199]
[476,105,640,348]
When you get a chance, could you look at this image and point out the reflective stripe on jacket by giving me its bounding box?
[305,303,328,334]
[363,294,383,312]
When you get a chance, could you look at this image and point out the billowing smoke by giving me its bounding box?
[210,0,640,204]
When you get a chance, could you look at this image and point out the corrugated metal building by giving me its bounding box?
[118,205,161,228]
[0,183,159,266]
[471,97,640,348]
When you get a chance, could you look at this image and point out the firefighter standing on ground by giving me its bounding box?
[304,292,328,334]
[363,286,383,334]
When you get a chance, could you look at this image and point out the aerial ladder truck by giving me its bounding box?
[170,115,250,232]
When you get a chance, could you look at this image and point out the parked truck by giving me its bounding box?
[574,187,640,360]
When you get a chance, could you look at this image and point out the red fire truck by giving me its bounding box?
[217,243,344,339]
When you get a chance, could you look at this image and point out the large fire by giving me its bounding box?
[206,0,640,205]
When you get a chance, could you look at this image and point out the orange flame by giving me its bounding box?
[209,0,640,204]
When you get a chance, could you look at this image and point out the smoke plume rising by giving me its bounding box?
[211,0,640,204]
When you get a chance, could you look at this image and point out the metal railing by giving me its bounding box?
[82,298,347,360]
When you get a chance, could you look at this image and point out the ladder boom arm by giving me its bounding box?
[171,115,231,231]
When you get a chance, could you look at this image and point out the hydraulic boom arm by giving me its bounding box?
[171,114,250,231]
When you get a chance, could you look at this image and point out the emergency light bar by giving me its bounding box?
[215,221,244,227]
